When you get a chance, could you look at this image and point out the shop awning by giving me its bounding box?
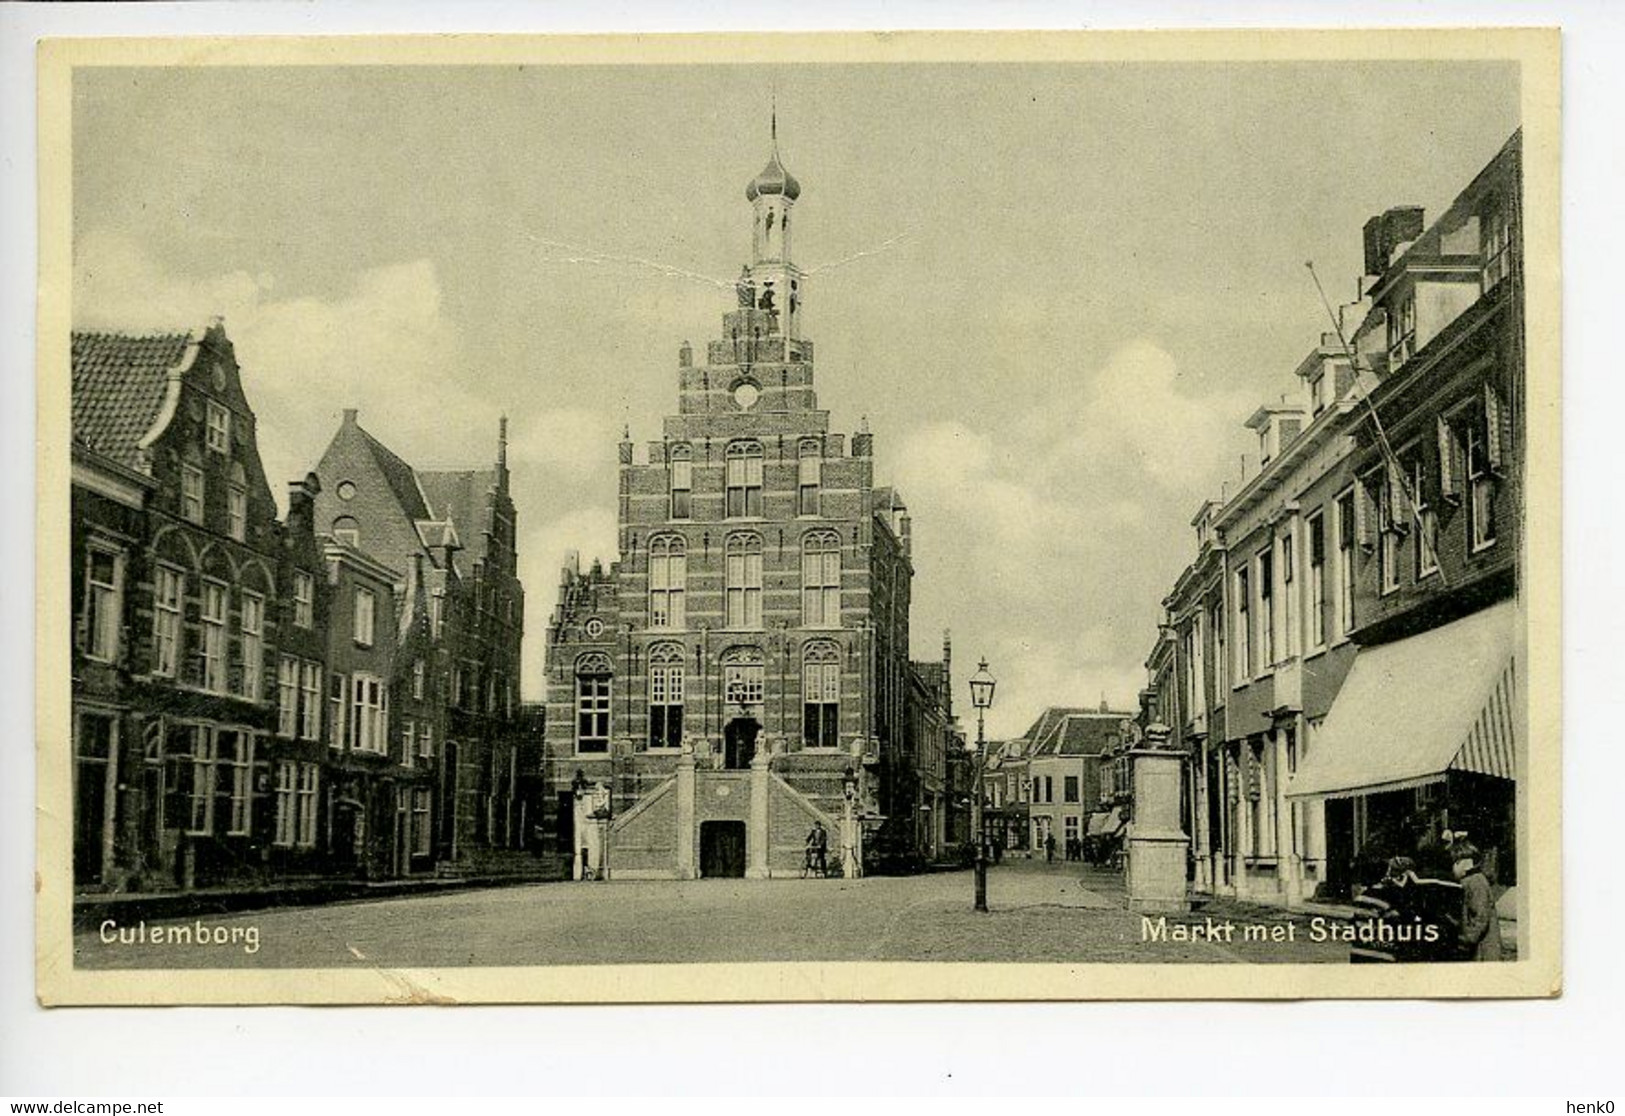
[1286,600,1521,801]
[1086,807,1125,837]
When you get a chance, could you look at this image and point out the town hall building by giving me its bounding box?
[542,133,926,879]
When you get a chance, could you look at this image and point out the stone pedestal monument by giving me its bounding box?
[1126,723,1191,914]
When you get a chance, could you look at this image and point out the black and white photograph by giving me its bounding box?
[36,29,1560,1004]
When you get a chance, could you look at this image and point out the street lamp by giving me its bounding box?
[968,658,996,912]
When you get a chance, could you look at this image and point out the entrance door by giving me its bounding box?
[1323,797,1355,900]
[723,717,760,770]
[700,820,747,878]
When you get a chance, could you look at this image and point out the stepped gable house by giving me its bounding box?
[309,409,530,869]
[543,133,926,879]
[70,321,332,893]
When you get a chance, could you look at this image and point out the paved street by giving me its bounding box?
[75,858,1350,969]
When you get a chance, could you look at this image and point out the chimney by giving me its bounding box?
[342,408,359,427]
[1363,205,1426,277]
[286,472,321,536]
[679,341,693,368]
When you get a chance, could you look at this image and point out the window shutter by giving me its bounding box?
[1386,458,1410,533]
[1484,382,1508,472]
[1354,483,1375,551]
[1437,415,1459,502]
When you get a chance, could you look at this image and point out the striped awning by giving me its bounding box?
[1452,657,1518,779]
[1287,601,1522,800]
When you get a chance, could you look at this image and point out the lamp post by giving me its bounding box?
[968,658,996,912]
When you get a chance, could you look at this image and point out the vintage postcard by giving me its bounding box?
[36,29,1561,1004]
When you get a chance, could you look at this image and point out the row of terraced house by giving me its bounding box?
[70,321,534,895]
[1106,130,1526,913]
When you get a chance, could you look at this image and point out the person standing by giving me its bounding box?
[1451,843,1504,961]
[805,821,829,877]
[1044,831,1056,864]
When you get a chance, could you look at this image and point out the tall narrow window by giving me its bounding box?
[206,401,231,454]
[648,535,687,629]
[227,486,247,542]
[1377,469,1402,596]
[798,439,822,516]
[725,534,763,629]
[413,788,432,856]
[181,465,205,525]
[353,587,376,647]
[1234,567,1250,681]
[1281,533,1296,659]
[299,661,322,741]
[1389,292,1417,368]
[82,545,123,662]
[278,656,299,737]
[413,659,426,700]
[239,591,264,700]
[293,570,313,628]
[1211,600,1226,694]
[1335,489,1357,637]
[1482,205,1513,292]
[185,726,216,836]
[802,643,841,750]
[350,674,387,754]
[297,764,319,847]
[1307,513,1327,650]
[1465,408,1497,551]
[1257,548,1274,669]
[329,673,347,750]
[575,653,612,754]
[274,760,297,847]
[801,531,841,627]
[153,565,184,676]
[669,444,693,520]
[647,645,685,749]
[1414,454,1439,578]
[419,723,434,760]
[201,582,227,693]
[725,441,764,518]
[218,730,254,836]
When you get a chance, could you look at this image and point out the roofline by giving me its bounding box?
[135,328,206,454]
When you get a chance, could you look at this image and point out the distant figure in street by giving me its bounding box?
[1452,843,1504,961]
[1045,832,1057,863]
[991,834,1004,864]
[805,821,829,877]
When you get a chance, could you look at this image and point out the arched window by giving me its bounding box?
[647,643,685,750]
[801,531,841,627]
[802,641,841,750]
[648,535,686,630]
[798,439,822,516]
[724,534,763,629]
[725,441,764,518]
[332,515,359,547]
[575,652,612,754]
[669,443,692,520]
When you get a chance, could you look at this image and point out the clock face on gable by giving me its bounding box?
[732,382,761,410]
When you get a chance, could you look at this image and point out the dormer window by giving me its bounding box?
[1482,205,1513,292]
[1310,371,1327,416]
[1258,427,1272,468]
[1388,292,1417,368]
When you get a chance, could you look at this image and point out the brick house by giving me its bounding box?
[308,411,531,872]
[69,322,330,893]
[1141,129,1526,909]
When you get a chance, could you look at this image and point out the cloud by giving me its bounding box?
[73,230,487,508]
[895,340,1252,738]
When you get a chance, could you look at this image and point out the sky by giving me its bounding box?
[71,60,1519,738]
